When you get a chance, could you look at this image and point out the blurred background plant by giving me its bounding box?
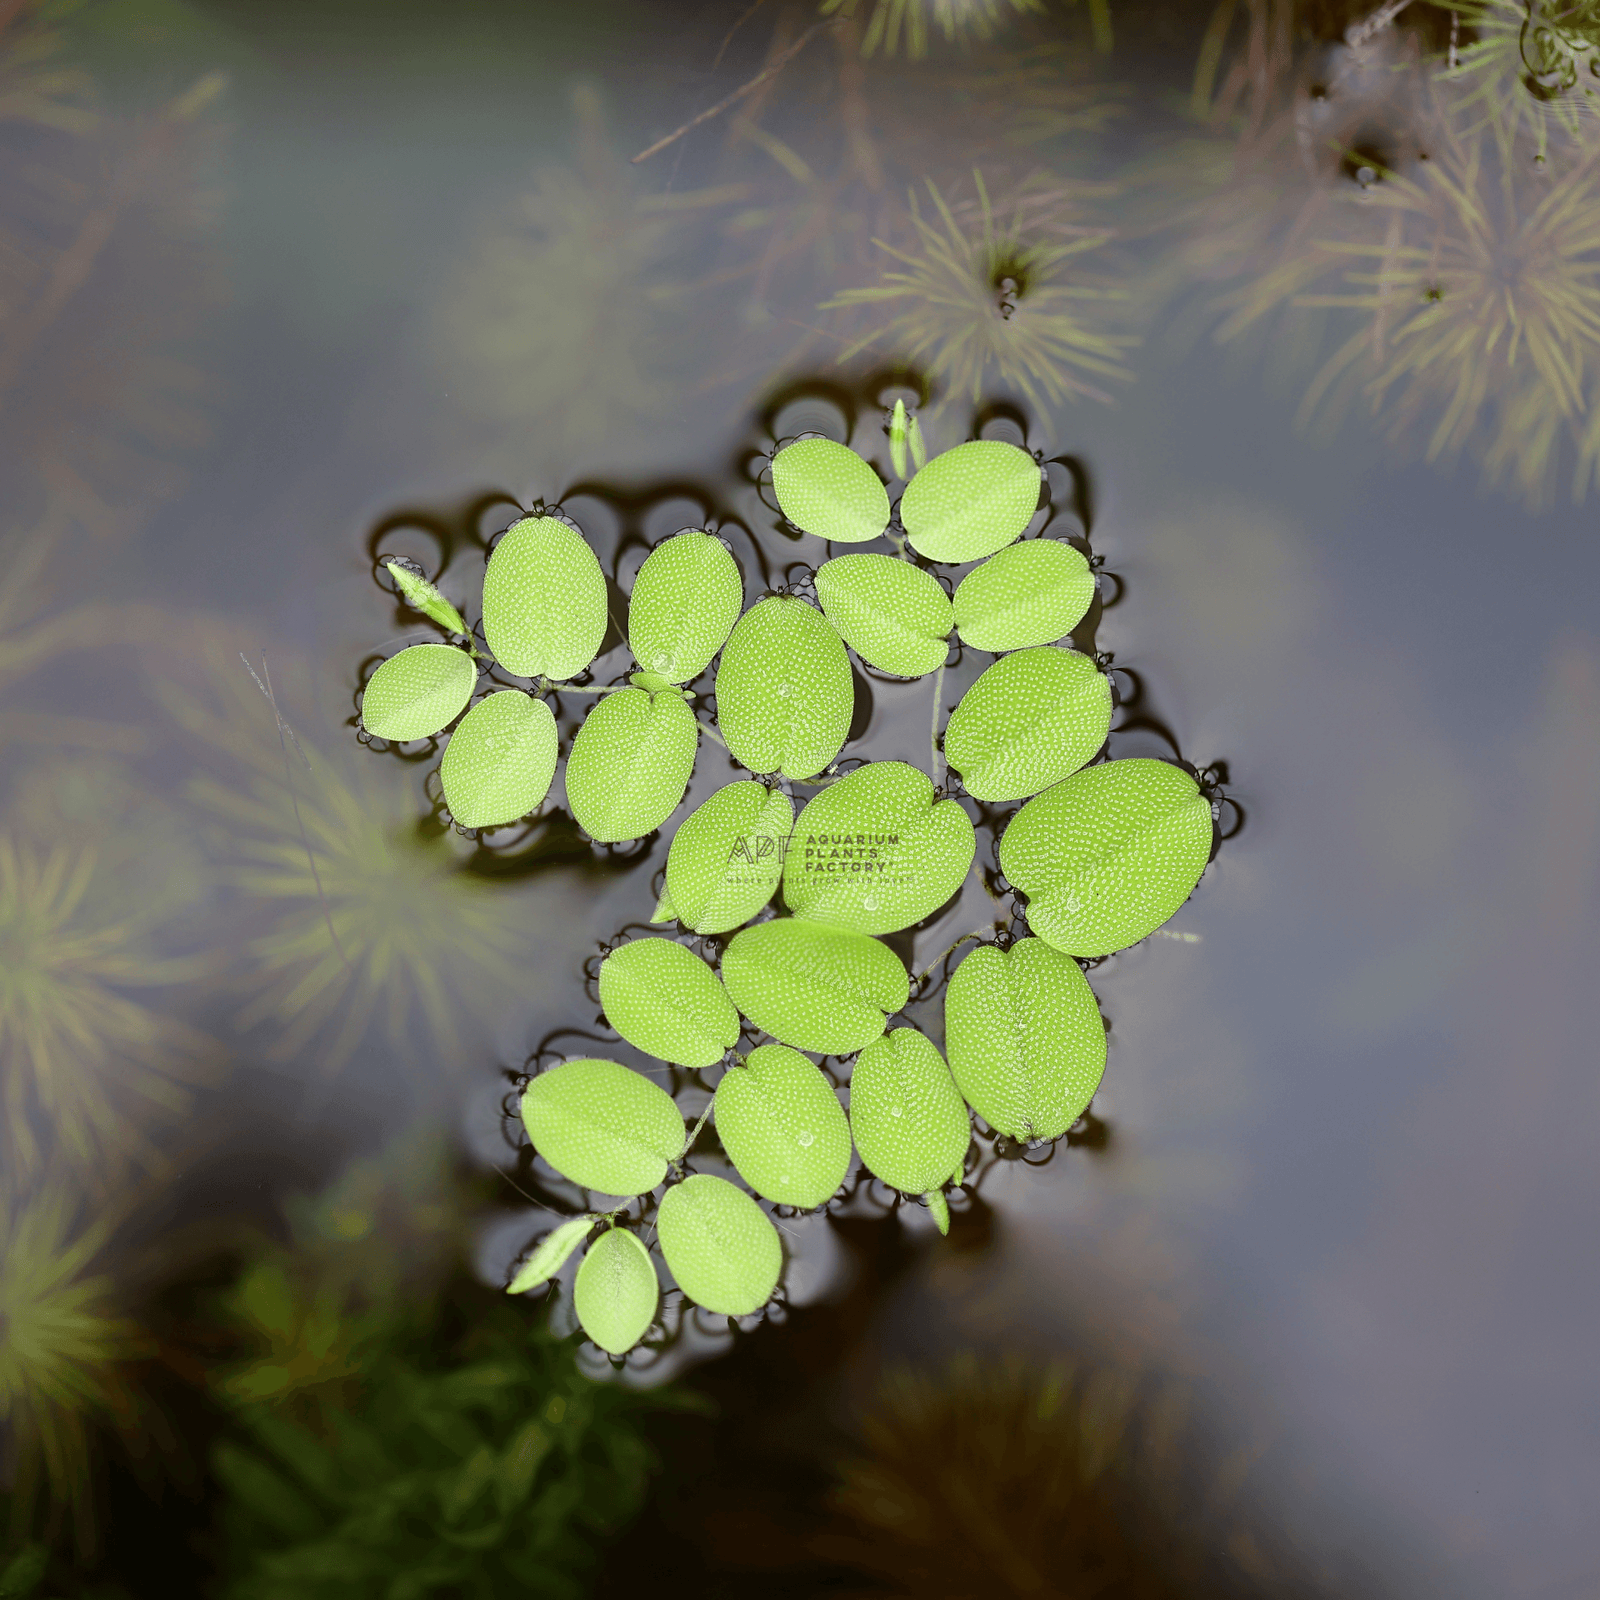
[0,0,229,542]
[152,629,533,1082]
[819,0,1114,57]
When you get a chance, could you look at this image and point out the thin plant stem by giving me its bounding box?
[930,659,946,785]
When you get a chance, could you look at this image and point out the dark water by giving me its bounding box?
[5,1,1600,1595]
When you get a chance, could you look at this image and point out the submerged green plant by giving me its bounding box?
[0,1182,143,1548]
[354,420,1222,1354]
[826,173,1133,408]
[820,0,1112,57]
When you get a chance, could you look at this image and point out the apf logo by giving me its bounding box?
[726,833,786,866]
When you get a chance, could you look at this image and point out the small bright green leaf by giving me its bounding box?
[713,1043,851,1209]
[771,438,890,544]
[943,939,1106,1141]
[943,647,1111,801]
[721,919,908,1055]
[783,760,974,935]
[908,413,928,470]
[953,539,1096,652]
[386,560,469,637]
[849,1027,969,1198]
[901,440,1042,564]
[628,531,744,684]
[656,1174,781,1315]
[714,596,852,780]
[520,1058,685,1195]
[574,1227,658,1355]
[814,554,952,679]
[360,644,476,742]
[482,515,607,681]
[999,758,1213,956]
[565,686,698,842]
[889,399,909,480]
[664,781,794,935]
[506,1215,597,1294]
[439,690,558,829]
[925,1189,950,1233]
[598,938,740,1069]
[650,884,678,924]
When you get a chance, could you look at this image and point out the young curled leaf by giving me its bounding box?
[519,1058,685,1196]
[439,690,558,829]
[900,440,1041,564]
[783,760,974,936]
[564,686,698,843]
[574,1227,659,1356]
[661,781,794,935]
[953,538,1096,652]
[506,1214,597,1294]
[482,515,607,681]
[656,1173,781,1316]
[714,596,853,780]
[360,644,476,742]
[848,1027,969,1199]
[889,399,909,480]
[771,438,890,544]
[942,647,1110,801]
[943,938,1105,1142]
[598,938,740,1070]
[713,1043,851,1209]
[999,758,1213,957]
[720,918,908,1056]
[386,560,469,638]
[814,554,952,679]
[628,530,744,684]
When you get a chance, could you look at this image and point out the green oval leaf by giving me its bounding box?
[661,781,794,935]
[506,1214,597,1294]
[519,1058,685,1195]
[598,938,740,1069]
[770,438,890,545]
[849,1027,969,1198]
[439,690,558,829]
[482,515,608,681]
[628,531,744,684]
[574,1227,658,1355]
[814,554,952,678]
[714,596,853,780]
[943,647,1111,801]
[656,1173,781,1316]
[943,939,1106,1141]
[360,644,476,742]
[564,687,698,843]
[713,1043,851,1209]
[720,919,908,1055]
[782,760,974,936]
[386,560,469,638]
[998,758,1213,956]
[953,539,1096,652]
[900,440,1042,564]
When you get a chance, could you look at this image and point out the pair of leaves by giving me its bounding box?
[944,938,1106,1141]
[720,918,909,1056]
[713,1043,851,1209]
[598,938,740,1070]
[770,436,1041,567]
[566,686,698,842]
[782,760,974,936]
[999,758,1212,956]
[715,596,853,780]
[943,647,1111,801]
[507,1216,662,1359]
[655,780,794,935]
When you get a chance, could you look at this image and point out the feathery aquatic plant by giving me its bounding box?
[820,0,1112,57]
[826,173,1133,407]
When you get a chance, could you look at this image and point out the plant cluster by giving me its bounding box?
[353,401,1222,1361]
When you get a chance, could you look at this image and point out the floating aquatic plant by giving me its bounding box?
[352,413,1226,1358]
[826,173,1134,408]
